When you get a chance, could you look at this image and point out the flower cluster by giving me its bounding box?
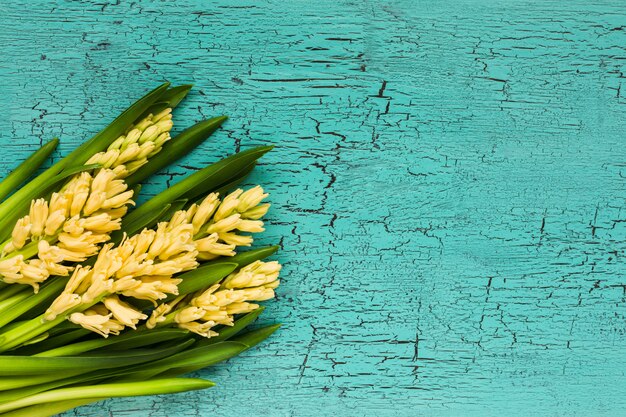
[0,84,284,414]
[86,108,173,178]
[44,186,273,337]
[193,186,270,260]
[148,260,281,338]
[0,170,133,291]
[0,109,174,292]
[44,220,198,318]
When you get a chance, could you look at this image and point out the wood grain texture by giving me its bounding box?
[0,0,625,416]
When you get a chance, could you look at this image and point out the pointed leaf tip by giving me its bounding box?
[231,324,281,349]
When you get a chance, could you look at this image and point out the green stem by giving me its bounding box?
[0,378,214,413]
[0,285,28,303]
[0,314,65,352]
[0,371,86,391]
[13,329,88,356]
[0,278,67,330]
[156,313,178,328]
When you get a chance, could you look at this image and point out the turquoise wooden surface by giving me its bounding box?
[1,1,625,416]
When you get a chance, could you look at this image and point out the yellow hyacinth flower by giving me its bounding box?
[44,186,272,337]
[0,109,174,292]
[161,260,281,338]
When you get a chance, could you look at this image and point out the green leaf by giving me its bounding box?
[157,199,189,222]
[0,138,59,202]
[0,327,274,405]
[14,329,89,356]
[181,146,273,202]
[0,278,68,330]
[152,263,235,308]
[137,247,278,310]
[0,337,181,402]
[168,324,280,377]
[133,262,237,311]
[0,398,102,417]
[129,341,248,380]
[140,84,193,119]
[121,146,273,232]
[230,324,282,349]
[0,337,200,403]
[211,161,256,197]
[175,262,238,298]
[0,343,195,391]
[35,328,190,357]
[0,378,214,413]
[126,116,229,186]
[115,198,189,241]
[0,341,192,376]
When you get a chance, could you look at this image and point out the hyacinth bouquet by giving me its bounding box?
[0,83,282,416]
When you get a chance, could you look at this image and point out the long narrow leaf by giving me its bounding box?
[121,146,273,232]
[156,199,188,223]
[13,329,89,356]
[146,247,278,308]
[163,324,280,377]
[212,161,257,197]
[0,340,194,391]
[0,326,276,404]
[134,262,237,310]
[0,138,59,202]
[0,342,192,375]
[126,116,228,187]
[231,324,281,348]
[0,339,215,403]
[141,84,193,120]
[0,378,214,413]
[0,338,235,408]
[36,328,190,357]
[174,262,238,298]
[0,398,103,417]
[125,341,248,380]
[182,147,273,202]
[111,203,172,243]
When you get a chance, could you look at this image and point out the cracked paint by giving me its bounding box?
[0,1,625,416]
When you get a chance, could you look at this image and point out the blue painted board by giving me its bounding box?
[0,1,625,416]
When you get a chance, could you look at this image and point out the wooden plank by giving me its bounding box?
[0,0,625,416]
